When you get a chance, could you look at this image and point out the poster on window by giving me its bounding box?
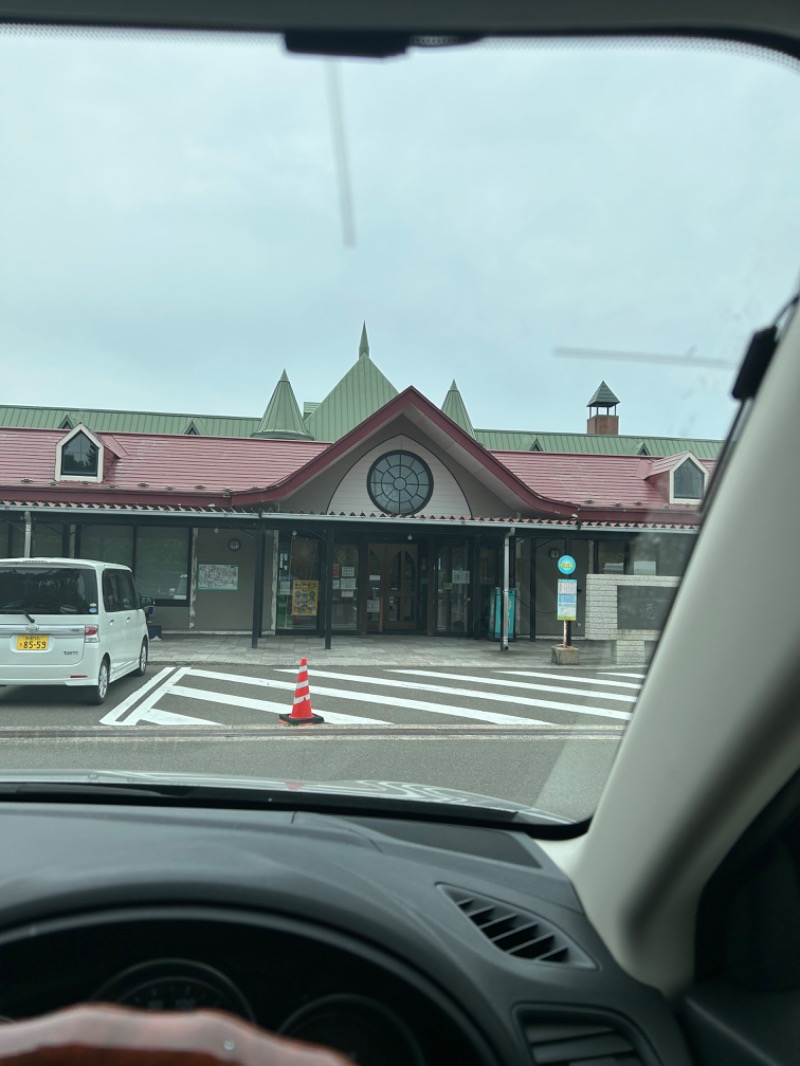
[197,564,239,591]
[292,580,319,617]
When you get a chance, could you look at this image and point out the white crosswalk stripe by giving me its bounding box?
[498,669,642,691]
[598,671,647,679]
[277,668,631,722]
[389,669,638,703]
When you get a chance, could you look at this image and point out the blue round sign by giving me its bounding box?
[557,554,576,575]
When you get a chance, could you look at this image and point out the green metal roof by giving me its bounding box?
[475,428,722,458]
[586,380,620,407]
[0,405,260,437]
[304,324,398,442]
[252,370,312,439]
[473,430,535,451]
[441,380,475,437]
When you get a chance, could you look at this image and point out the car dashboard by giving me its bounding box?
[0,800,693,1065]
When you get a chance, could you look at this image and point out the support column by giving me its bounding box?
[23,512,32,558]
[501,530,511,652]
[324,528,334,650]
[251,528,265,649]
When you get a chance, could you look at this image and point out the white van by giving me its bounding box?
[0,558,152,704]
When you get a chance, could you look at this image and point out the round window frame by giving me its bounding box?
[366,451,433,515]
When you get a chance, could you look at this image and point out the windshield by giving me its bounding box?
[0,28,797,823]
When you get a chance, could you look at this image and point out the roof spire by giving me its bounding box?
[305,329,397,441]
[252,370,313,440]
[441,379,475,438]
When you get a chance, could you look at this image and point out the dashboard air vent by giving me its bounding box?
[441,887,592,966]
[519,1015,645,1065]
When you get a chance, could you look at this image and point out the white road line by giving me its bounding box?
[188,669,549,726]
[169,684,388,725]
[598,671,647,679]
[189,668,301,691]
[497,670,642,691]
[134,707,222,726]
[390,670,638,703]
[122,667,218,726]
[274,669,629,723]
[100,667,177,725]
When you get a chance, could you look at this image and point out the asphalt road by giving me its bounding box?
[0,664,641,820]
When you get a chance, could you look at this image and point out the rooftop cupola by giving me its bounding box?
[586,381,620,436]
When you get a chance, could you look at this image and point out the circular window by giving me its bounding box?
[367,451,433,514]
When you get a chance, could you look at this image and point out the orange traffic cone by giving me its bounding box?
[279,657,324,726]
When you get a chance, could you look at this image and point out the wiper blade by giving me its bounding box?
[0,603,36,623]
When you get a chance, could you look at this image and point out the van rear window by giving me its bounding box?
[0,567,98,615]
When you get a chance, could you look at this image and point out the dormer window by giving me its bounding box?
[55,425,104,482]
[672,457,706,501]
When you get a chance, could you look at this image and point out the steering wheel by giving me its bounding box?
[0,1005,349,1066]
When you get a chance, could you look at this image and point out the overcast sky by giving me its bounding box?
[1,30,798,441]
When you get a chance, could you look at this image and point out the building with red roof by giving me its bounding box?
[0,328,718,645]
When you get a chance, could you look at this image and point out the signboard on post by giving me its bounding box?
[557,555,577,576]
[557,579,578,621]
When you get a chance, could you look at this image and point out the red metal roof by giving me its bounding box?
[0,425,710,524]
[0,428,328,497]
[494,451,715,510]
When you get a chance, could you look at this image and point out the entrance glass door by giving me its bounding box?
[435,542,471,634]
[366,544,418,632]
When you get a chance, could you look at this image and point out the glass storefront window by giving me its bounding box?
[595,533,693,577]
[136,528,191,602]
[598,541,626,575]
[515,539,532,638]
[332,543,359,632]
[629,535,658,576]
[32,523,65,558]
[79,526,134,568]
[277,534,320,631]
[478,545,498,637]
[659,535,694,576]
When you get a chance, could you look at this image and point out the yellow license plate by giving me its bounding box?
[16,636,49,651]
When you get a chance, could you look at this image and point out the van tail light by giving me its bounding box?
[84,625,99,643]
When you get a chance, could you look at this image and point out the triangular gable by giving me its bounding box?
[55,423,106,483]
[233,388,575,517]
